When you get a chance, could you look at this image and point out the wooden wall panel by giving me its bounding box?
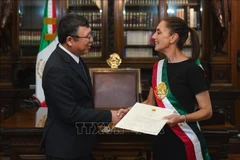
[0,64,12,83]
[211,64,232,88]
[0,61,13,88]
[231,0,240,89]
[231,0,240,131]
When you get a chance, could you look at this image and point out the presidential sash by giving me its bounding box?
[152,59,210,160]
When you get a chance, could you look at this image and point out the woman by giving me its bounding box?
[143,17,212,160]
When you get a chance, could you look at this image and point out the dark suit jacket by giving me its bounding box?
[41,45,112,158]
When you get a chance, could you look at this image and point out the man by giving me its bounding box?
[41,14,128,160]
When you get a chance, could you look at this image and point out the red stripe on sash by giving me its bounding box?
[152,62,197,160]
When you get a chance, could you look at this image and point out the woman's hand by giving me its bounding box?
[164,113,185,127]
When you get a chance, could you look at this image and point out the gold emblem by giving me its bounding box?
[152,109,156,112]
[36,59,46,79]
[155,82,168,100]
[106,53,122,68]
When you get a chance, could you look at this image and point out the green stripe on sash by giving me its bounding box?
[162,59,210,160]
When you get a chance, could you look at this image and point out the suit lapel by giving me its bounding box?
[70,62,92,93]
[56,45,92,94]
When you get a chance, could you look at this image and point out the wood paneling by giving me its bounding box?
[231,0,240,89]
[230,0,240,131]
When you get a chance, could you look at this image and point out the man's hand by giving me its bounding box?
[111,108,129,125]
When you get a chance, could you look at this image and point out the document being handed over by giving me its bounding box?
[115,102,174,135]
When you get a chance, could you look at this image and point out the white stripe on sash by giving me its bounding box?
[157,60,203,160]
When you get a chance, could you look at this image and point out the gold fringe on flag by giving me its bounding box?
[44,34,56,40]
[44,18,56,24]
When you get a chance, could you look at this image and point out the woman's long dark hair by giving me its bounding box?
[163,17,200,60]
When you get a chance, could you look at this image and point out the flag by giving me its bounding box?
[35,0,58,107]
